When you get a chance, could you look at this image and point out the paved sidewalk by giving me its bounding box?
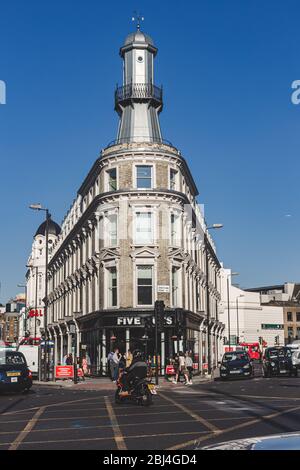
[34,371,217,391]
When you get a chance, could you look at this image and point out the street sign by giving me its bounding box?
[261,324,284,330]
[157,285,170,293]
[55,366,74,379]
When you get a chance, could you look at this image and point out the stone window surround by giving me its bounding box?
[133,258,156,308]
[133,162,156,190]
[105,166,118,192]
[170,261,182,308]
[169,167,179,191]
[131,204,157,246]
[104,261,118,309]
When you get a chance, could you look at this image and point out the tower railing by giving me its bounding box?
[115,83,163,108]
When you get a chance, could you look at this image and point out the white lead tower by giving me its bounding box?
[115,24,163,143]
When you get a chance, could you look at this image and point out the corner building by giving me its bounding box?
[47,28,224,375]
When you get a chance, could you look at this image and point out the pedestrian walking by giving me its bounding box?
[185,351,193,384]
[126,349,133,367]
[82,355,90,376]
[66,353,73,365]
[111,348,120,382]
[172,353,180,383]
[173,351,191,385]
[107,350,114,380]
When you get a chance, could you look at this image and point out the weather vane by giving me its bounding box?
[132,11,144,31]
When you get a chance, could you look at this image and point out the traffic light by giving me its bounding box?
[155,300,165,333]
[144,317,153,332]
[259,336,263,345]
[223,336,227,345]
[175,308,184,338]
[275,335,279,345]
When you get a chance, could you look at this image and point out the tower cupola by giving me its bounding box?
[115,26,163,144]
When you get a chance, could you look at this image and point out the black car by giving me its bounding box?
[0,350,33,393]
[262,346,297,377]
[220,351,253,379]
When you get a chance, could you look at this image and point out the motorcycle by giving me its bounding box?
[115,373,157,406]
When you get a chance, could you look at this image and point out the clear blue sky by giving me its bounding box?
[0,0,299,302]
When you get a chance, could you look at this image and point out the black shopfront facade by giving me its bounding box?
[77,309,206,376]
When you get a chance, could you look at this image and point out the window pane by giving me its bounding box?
[137,265,152,279]
[172,267,178,306]
[108,267,117,307]
[170,169,177,190]
[135,212,152,244]
[137,166,151,178]
[138,287,152,305]
[108,214,117,246]
[137,266,153,305]
[108,169,117,191]
[137,178,152,189]
[137,166,152,188]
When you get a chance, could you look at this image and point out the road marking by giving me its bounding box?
[167,403,300,450]
[159,392,220,433]
[104,396,127,450]
[235,394,300,401]
[8,406,45,451]
[0,430,209,448]
[0,418,209,436]
[1,395,107,416]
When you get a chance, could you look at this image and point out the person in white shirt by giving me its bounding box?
[173,351,191,385]
[185,352,193,384]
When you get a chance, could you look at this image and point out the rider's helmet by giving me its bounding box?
[132,349,144,360]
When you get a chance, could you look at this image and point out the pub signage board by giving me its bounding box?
[103,314,175,328]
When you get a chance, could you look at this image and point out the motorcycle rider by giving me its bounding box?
[119,349,148,391]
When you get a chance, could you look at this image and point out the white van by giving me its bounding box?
[17,345,39,377]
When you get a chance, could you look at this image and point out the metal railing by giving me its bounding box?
[106,136,175,149]
[115,83,163,107]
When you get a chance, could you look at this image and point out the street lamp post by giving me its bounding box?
[236,295,244,344]
[26,264,42,344]
[29,204,51,382]
[17,284,27,341]
[205,224,223,375]
[226,272,239,350]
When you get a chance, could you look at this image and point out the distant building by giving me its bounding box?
[245,283,300,344]
[219,270,285,348]
[24,218,61,343]
[0,295,25,343]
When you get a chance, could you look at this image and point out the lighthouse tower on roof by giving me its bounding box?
[115,22,163,144]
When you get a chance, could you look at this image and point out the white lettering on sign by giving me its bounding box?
[117,316,174,326]
[117,317,142,326]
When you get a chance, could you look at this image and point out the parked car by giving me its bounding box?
[0,349,32,393]
[262,347,297,377]
[292,350,300,369]
[219,351,253,380]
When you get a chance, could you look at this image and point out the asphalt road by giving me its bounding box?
[1,366,300,450]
